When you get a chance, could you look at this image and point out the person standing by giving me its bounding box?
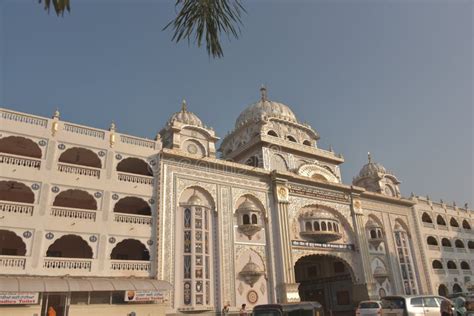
[441,299,454,316]
[239,303,248,316]
[47,306,56,316]
[222,302,230,315]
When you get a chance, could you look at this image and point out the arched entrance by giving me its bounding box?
[295,255,356,316]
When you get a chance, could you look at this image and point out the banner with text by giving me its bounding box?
[292,240,355,251]
[124,290,165,303]
[0,292,39,305]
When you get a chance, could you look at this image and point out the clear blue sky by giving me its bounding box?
[0,0,472,205]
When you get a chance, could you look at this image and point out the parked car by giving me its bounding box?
[356,301,382,316]
[253,301,324,316]
[381,295,453,316]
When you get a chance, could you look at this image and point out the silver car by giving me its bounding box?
[356,301,382,316]
[381,295,452,316]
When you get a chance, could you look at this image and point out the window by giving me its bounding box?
[411,297,423,307]
[432,260,443,269]
[251,214,258,224]
[267,130,278,137]
[423,297,438,308]
[463,220,471,230]
[336,291,350,305]
[422,212,433,223]
[305,222,312,231]
[314,222,320,231]
[441,238,451,247]
[286,136,297,142]
[70,292,89,305]
[455,240,464,249]
[89,292,111,304]
[243,214,250,225]
[437,215,446,226]
[394,228,418,295]
[450,218,459,228]
[447,261,457,269]
[427,236,438,246]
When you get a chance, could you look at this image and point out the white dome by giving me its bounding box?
[167,100,203,128]
[358,153,386,177]
[235,87,298,127]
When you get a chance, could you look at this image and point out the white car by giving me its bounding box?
[381,295,452,316]
[356,301,382,316]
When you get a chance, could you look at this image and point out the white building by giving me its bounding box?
[0,88,472,316]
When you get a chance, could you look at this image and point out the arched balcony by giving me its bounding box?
[299,210,342,243]
[455,239,465,251]
[438,284,448,297]
[110,239,151,273]
[44,235,93,271]
[450,217,459,229]
[0,230,27,270]
[0,136,42,169]
[116,157,153,185]
[51,189,97,221]
[446,260,457,271]
[58,147,101,178]
[432,260,443,269]
[0,181,35,215]
[460,261,471,274]
[236,198,263,240]
[366,220,384,248]
[437,215,447,228]
[469,241,474,251]
[441,238,452,249]
[267,130,278,137]
[427,236,439,249]
[453,284,462,293]
[113,196,152,225]
[421,212,433,226]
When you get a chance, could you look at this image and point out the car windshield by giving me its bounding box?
[360,302,380,309]
[253,309,282,316]
[382,298,405,309]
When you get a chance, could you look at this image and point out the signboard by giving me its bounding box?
[0,292,39,305]
[124,290,165,303]
[292,240,355,251]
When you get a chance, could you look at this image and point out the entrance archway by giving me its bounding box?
[295,254,356,316]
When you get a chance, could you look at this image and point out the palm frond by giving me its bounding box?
[38,0,70,16]
[164,0,246,58]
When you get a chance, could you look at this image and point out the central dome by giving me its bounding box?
[235,87,298,128]
[167,100,203,128]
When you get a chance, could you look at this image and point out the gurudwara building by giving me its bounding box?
[0,88,472,316]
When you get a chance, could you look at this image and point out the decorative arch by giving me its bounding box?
[468,240,474,249]
[59,147,101,168]
[53,189,97,210]
[0,181,35,203]
[446,260,457,269]
[450,217,459,227]
[462,220,471,230]
[235,247,267,276]
[297,163,338,183]
[245,156,259,168]
[460,261,470,270]
[421,212,433,223]
[110,239,150,261]
[303,140,312,146]
[0,230,26,256]
[441,238,452,247]
[0,136,42,158]
[367,214,384,228]
[427,236,438,246]
[286,135,297,143]
[437,215,446,226]
[454,239,465,249]
[294,253,356,282]
[438,284,448,297]
[181,139,206,157]
[114,196,151,216]
[270,154,288,172]
[116,157,152,176]
[234,193,266,217]
[393,218,410,236]
[178,185,216,210]
[267,130,278,137]
[46,235,93,258]
[453,284,462,293]
[432,260,443,269]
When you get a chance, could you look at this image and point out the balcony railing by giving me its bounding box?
[433,269,445,275]
[428,245,440,251]
[1,109,48,127]
[0,201,34,216]
[117,172,153,185]
[0,153,41,169]
[438,225,448,231]
[120,135,156,149]
[110,260,150,271]
[442,247,454,252]
[456,248,466,253]
[63,123,105,139]
[43,258,92,271]
[462,270,472,275]
[114,213,152,225]
[58,162,100,178]
[448,269,459,275]
[422,222,435,228]
[0,255,26,269]
[50,206,96,221]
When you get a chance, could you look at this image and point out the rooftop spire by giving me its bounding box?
[260,85,267,102]
[181,99,187,112]
[368,152,372,163]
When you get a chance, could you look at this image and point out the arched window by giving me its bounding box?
[110,239,149,260]
[453,284,462,293]
[321,222,327,231]
[432,260,443,269]
[441,238,452,247]
[462,220,471,230]
[327,222,333,231]
[421,212,433,223]
[468,241,474,250]
[460,261,470,270]
[303,140,312,146]
[438,284,448,297]
[447,261,457,270]
[267,130,278,137]
[53,189,97,210]
[455,239,464,249]
[393,223,418,295]
[243,214,250,225]
[370,230,377,239]
[427,236,438,246]
[0,181,35,204]
[46,235,92,258]
[245,156,259,168]
[437,215,446,226]
[0,230,26,256]
[286,135,297,142]
[377,230,382,238]
[116,157,152,176]
[305,222,312,232]
[251,214,258,225]
[0,136,42,158]
[114,196,151,216]
[334,224,339,232]
[450,218,459,227]
[59,147,101,168]
[314,222,320,231]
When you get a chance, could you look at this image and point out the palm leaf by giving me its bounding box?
[39,0,70,16]
[164,0,246,58]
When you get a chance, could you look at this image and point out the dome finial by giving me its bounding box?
[260,85,267,102]
[181,99,187,112]
[368,152,372,163]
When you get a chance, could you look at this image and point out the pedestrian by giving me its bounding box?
[47,306,56,316]
[441,299,454,316]
[455,296,467,316]
[222,302,230,315]
[239,303,248,316]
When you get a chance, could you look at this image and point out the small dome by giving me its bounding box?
[358,153,386,177]
[235,87,298,128]
[167,100,203,128]
[187,194,204,206]
[237,199,260,212]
